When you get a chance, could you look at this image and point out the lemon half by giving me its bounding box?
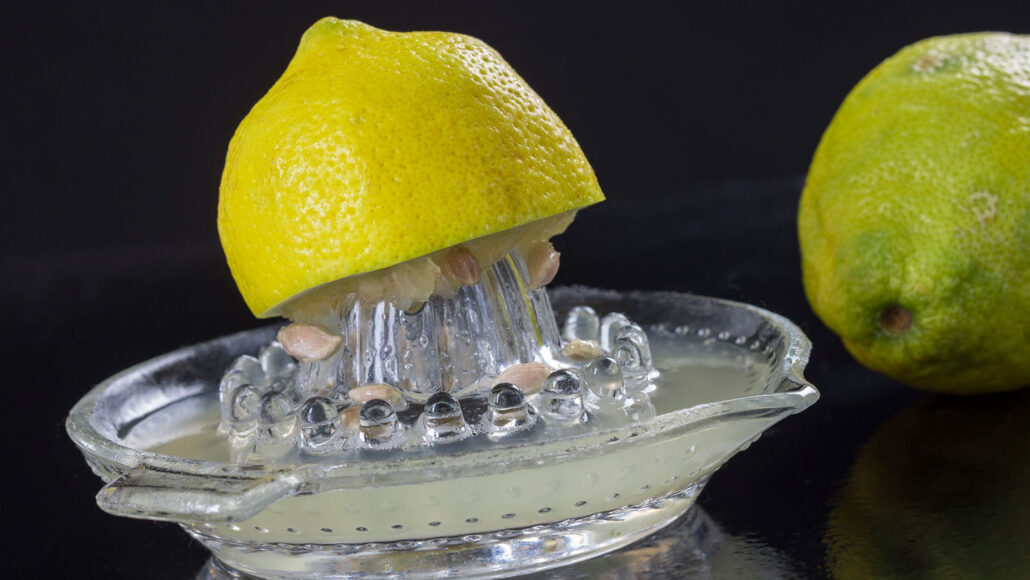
[218,18,604,319]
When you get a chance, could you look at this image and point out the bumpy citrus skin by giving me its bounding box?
[799,33,1030,394]
[219,18,604,317]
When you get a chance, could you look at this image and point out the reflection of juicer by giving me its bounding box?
[67,18,819,579]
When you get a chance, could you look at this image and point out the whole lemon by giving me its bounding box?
[799,33,1030,394]
[218,18,603,319]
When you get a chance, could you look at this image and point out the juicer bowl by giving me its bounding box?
[67,288,818,579]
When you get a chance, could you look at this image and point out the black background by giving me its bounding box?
[4,1,1029,577]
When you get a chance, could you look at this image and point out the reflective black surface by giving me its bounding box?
[195,507,799,579]
[7,2,1030,577]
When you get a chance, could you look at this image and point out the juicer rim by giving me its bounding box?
[67,288,818,487]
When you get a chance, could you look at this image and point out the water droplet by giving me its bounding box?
[583,356,625,403]
[600,312,632,350]
[489,383,525,409]
[230,355,264,385]
[230,385,261,424]
[359,399,399,446]
[259,391,293,424]
[486,383,535,437]
[300,397,345,455]
[543,369,581,395]
[612,322,653,380]
[419,392,469,444]
[540,370,585,422]
[563,306,600,342]
[219,370,251,424]
[259,343,296,381]
[253,390,299,459]
[301,396,337,425]
[426,392,460,416]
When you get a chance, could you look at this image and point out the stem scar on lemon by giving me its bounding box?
[218,18,604,326]
[877,306,913,335]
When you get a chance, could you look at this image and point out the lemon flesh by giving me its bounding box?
[282,211,573,329]
[218,18,604,318]
[799,33,1030,394]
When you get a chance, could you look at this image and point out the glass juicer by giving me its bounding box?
[66,18,819,579]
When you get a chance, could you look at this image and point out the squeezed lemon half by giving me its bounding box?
[218,18,604,321]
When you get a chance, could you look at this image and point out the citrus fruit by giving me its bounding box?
[218,18,604,320]
[826,392,1030,578]
[799,32,1030,394]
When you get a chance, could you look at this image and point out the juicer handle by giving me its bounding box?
[96,463,302,524]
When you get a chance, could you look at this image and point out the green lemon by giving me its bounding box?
[799,33,1030,394]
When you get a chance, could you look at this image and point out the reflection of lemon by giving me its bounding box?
[826,392,1030,578]
[219,18,603,318]
[799,33,1030,394]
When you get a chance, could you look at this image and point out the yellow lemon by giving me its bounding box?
[218,18,603,319]
[799,33,1030,394]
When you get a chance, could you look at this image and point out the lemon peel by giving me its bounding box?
[218,18,604,318]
